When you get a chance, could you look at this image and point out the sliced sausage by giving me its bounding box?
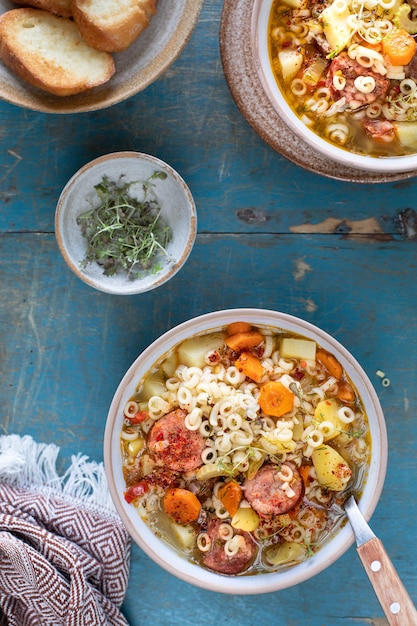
[326,53,389,107]
[147,408,205,472]
[243,462,304,516]
[363,118,395,143]
[201,518,256,575]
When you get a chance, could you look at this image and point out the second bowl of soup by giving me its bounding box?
[253,0,417,173]
[104,308,387,594]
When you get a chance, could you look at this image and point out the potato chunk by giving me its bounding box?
[280,337,316,360]
[138,373,166,401]
[320,1,354,52]
[312,444,352,491]
[231,507,260,532]
[394,121,417,149]
[278,50,303,82]
[314,398,345,440]
[178,332,226,368]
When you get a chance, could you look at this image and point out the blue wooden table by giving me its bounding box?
[1,1,417,624]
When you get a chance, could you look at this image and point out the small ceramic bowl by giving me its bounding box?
[104,308,388,594]
[0,0,203,113]
[55,151,197,295]
[252,0,417,174]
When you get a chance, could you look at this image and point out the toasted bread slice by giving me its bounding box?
[0,9,115,96]
[71,0,158,53]
[12,0,72,18]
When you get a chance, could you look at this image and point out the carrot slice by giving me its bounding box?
[163,488,201,524]
[218,481,242,517]
[337,383,355,403]
[382,28,417,65]
[234,351,264,382]
[316,349,343,380]
[258,381,294,418]
[225,330,263,352]
[227,321,252,335]
[298,465,311,489]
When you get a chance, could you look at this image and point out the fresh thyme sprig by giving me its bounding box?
[77,172,172,279]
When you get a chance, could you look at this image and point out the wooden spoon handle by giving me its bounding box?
[357,537,417,625]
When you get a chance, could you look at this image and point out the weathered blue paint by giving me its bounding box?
[0,1,416,624]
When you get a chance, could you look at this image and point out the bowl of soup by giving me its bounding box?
[104,308,387,593]
[253,0,417,173]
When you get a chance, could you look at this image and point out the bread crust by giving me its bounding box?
[71,0,158,52]
[0,9,115,96]
[11,0,72,18]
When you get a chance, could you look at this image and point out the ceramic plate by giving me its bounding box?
[0,0,203,113]
[219,0,417,183]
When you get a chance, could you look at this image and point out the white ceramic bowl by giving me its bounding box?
[0,0,203,113]
[55,151,197,295]
[104,308,387,594]
[252,0,417,174]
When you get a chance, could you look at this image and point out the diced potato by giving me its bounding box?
[178,332,226,368]
[265,541,307,566]
[312,444,352,491]
[314,398,344,440]
[394,121,417,149]
[138,373,166,401]
[280,337,316,360]
[127,437,145,457]
[161,351,179,378]
[171,522,196,551]
[278,50,303,82]
[231,507,260,532]
[320,2,354,52]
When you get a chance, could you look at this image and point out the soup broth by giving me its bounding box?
[120,323,371,576]
[268,0,417,157]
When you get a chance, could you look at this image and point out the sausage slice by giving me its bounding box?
[148,408,205,472]
[201,518,256,575]
[243,462,303,516]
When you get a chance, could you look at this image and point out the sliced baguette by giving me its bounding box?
[0,9,115,96]
[71,0,158,53]
[11,0,72,18]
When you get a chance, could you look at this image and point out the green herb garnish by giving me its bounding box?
[77,172,172,279]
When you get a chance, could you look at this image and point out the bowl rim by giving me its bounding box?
[104,307,388,594]
[0,0,203,114]
[252,0,417,174]
[54,151,197,295]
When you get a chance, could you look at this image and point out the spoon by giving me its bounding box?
[344,496,417,625]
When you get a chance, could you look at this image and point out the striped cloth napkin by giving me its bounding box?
[0,435,131,626]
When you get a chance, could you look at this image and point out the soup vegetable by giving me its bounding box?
[120,322,370,576]
[268,0,417,156]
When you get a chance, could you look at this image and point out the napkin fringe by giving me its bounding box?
[0,434,116,515]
